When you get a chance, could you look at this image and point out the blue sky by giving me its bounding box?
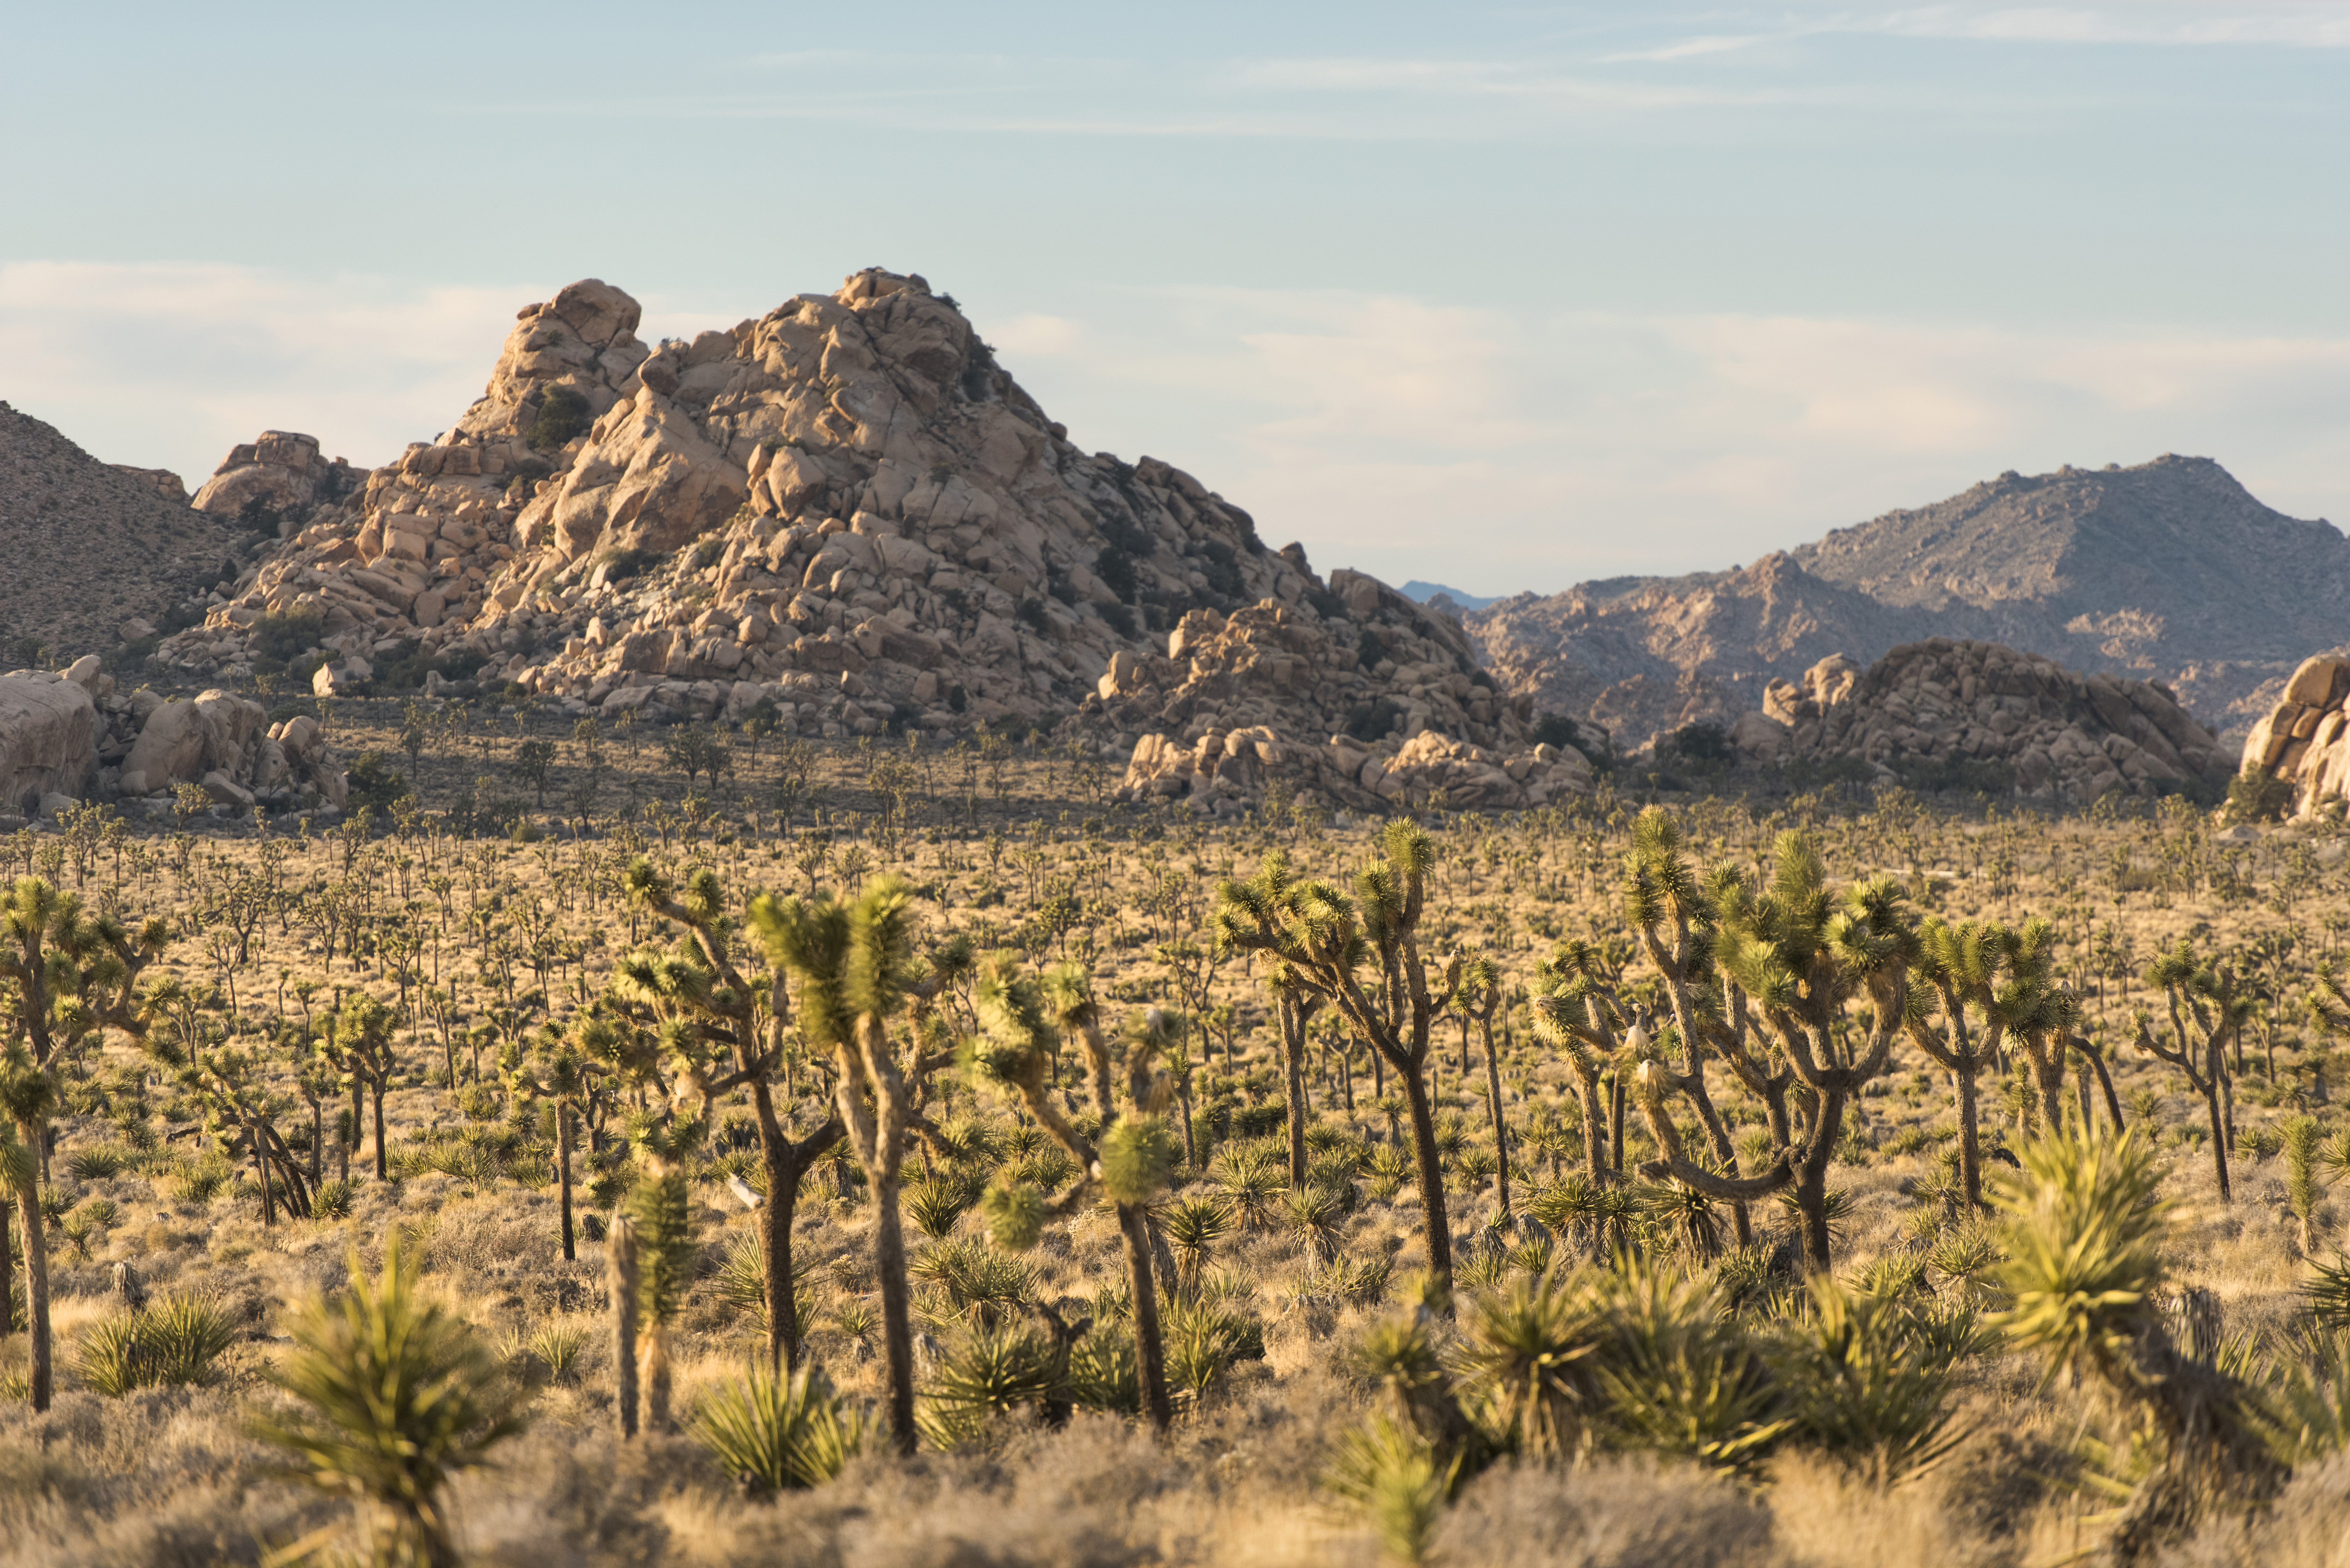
[4,2,2346,595]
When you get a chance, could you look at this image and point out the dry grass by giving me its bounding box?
[6,688,2350,1563]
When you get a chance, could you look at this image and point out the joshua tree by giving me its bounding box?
[751,877,961,1453]
[1217,824,1463,1288]
[620,861,845,1369]
[2135,939,2236,1201]
[967,957,1179,1428]
[1528,939,1627,1181]
[1453,955,1513,1222]
[320,992,399,1180]
[1907,917,2057,1209]
[0,876,169,1411]
[1707,833,1915,1271]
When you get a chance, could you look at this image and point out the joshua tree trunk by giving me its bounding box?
[608,1215,640,1438]
[1277,992,1311,1187]
[1119,1202,1175,1428]
[1399,1071,1452,1285]
[14,1150,51,1411]
[869,1163,917,1452]
[371,1083,388,1180]
[1482,1022,1512,1222]
[1792,1088,1848,1272]
[556,1101,576,1263]
[750,1079,841,1372]
[1954,1067,1983,1209]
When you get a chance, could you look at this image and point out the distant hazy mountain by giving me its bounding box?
[1400,581,1502,612]
[1468,456,2346,750]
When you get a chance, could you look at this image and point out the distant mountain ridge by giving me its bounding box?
[1468,455,2346,749]
[1400,580,1501,612]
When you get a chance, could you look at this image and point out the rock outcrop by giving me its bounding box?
[1469,456,2350,748]
[152,271,1533,759]
[2234,655,2350,818]
[190,430,360,529]
[1748,640,2225,801]
[1092,567,1588,812]
[0,402,253,657]
[0,668,97,816]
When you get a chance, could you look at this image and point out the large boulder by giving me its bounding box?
[0,673,96,815]
[119,689,267,796]
[2235,654,2350,818]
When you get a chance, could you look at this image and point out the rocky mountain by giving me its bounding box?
[151,270,1549,809]
[0,403,251,660]
[1469,456,2349,751]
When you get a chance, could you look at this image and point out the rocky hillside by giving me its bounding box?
[1742,640,2226,804]
[0,403,251,659]
[1471,456,2348,750]
[152,271,1533,781]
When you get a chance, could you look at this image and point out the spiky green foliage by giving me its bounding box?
[978,1172,1047,1253]
[690,1361,867,1492]
[924,1323,1058,1430]
[625,1171,698,1327]
[1990,1126,2169,1388]
[1583,1260,1789,1470]
[1773,1275,1968,1486]
[250,1236,527,1568]
[76,1296,240,1396]
[1453,1269,1604,1460]
[1098,1115,1177,1205]
[1324,1414,1462,1564]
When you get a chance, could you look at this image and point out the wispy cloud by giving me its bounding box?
[0,262,730,481]
[1009,286,2350,593]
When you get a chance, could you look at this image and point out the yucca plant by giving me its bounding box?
[1585,1259,1788,1471]
[1209,1144,1285,1229]
[1992,1126,2282,1559]
[1067,1326,1140,1414]
[64,1145,127,1181]
[1324,1413,1463,1564]
[1161,1194,1233,1294]
[923,1323,1058,1435]
[1640,1180,1721,1261]
[2303,1250,2350,1331]
[2282,1113,2328,1255]
[1282,1180,1349,1265]
[524,1321,590,1383]
[1773,1275,1966,1487]
[249,1235,527,1568]
[691,1360,867,1492]
[2251,1329,2350,1465]
[904,1174,972,1240]
[716,1232,814,1328]
[312,1177,356,1220]
[1453,1268,1604,1460]
[77,1295,240,1396]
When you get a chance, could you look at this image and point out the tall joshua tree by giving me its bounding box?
[321,993,399,1181]
[0,877,169,1411]
[751,877,961,1454]
[1707,833,1915,1271]
[2136,939,2236,1202]
[1218,823,1463,1288]
[968,957,1179,1428]
[620,860,845,1369]
[1907,917,2058,1209]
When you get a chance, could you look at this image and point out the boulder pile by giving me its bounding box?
[150,271,1354,739]
[1096,573,1589,812]
[2234,654,2350,817]
[190,430,361,527]
[0,654,347,823]
[1742,639,2225,801]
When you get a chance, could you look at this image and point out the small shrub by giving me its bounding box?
[77,1296,240,1396]
[526,385,593,452]
[691,1361,868,1492]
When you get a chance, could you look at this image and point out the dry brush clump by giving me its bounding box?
[15,694,2350,1562]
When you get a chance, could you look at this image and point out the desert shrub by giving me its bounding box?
[1094,545,1138,603]
[345,752,408,812]
[251,606,326,665]
[1531,712,1586,752]
[526,386,593,452]
[76,1296,240,1396]
[691,1361,868,1492]
[2223,768,2296,825]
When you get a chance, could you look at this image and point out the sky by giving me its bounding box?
[3,1,2346,597]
